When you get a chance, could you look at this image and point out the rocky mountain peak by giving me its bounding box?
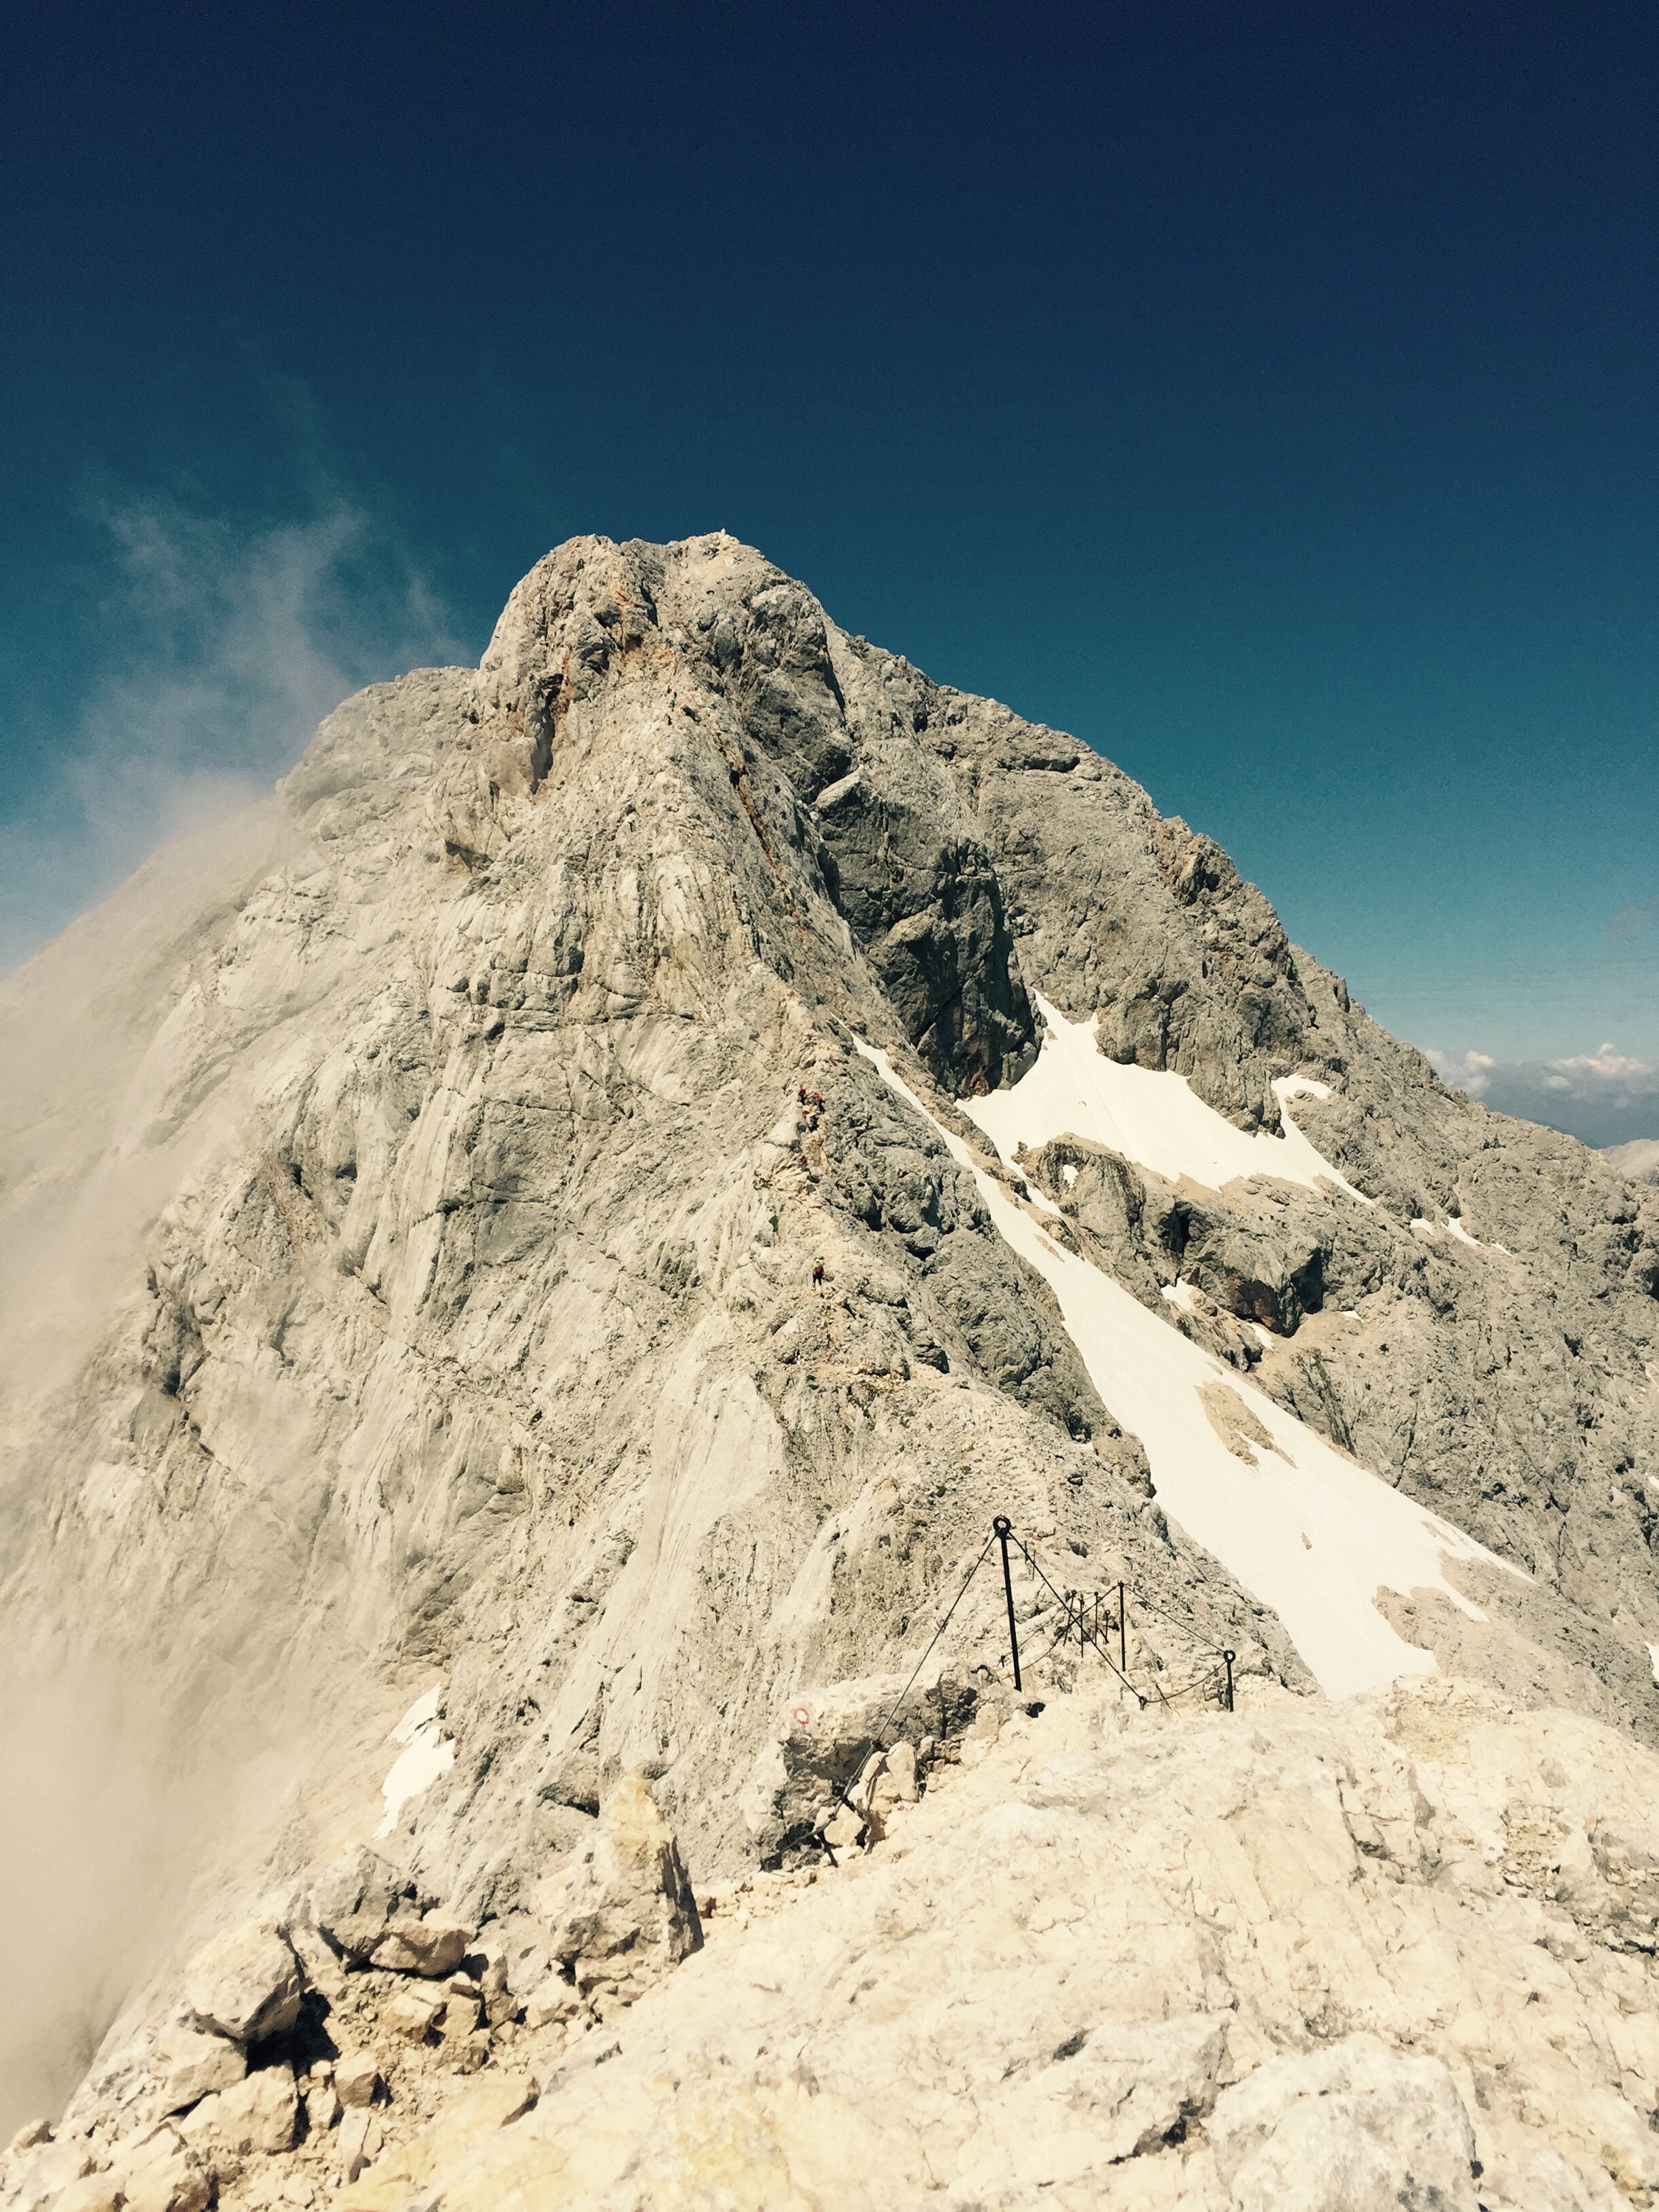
[1,535,1657,2206]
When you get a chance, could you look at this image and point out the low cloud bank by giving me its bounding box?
[1,493,465,975]
[0,1666,215,2137]
[1426,1042,1659,1152]
[0,1652,313,2139]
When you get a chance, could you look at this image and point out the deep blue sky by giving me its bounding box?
[3,1,1656,1142]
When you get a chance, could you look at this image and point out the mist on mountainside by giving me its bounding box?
[0,533,1655,2208]
[0,493,464,977]
[0,1673,218,2135]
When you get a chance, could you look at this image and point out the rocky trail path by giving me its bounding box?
[15,1670,1659,2209]
[1,531,1656,2202]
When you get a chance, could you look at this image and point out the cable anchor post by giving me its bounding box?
[993,1517,1022,1692]
[1222,1650,1236,1713]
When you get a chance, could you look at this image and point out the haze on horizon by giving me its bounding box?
[2,1,1655,1147]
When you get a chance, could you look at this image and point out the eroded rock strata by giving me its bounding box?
[2,534,1657,2207]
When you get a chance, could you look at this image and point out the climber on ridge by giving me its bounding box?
[812,1259,825,1290]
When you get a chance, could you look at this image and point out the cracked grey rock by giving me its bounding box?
[182,1925,301,2047]
[1,529,1655,2151]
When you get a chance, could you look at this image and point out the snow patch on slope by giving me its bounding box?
[965,994,1371,1202]
[1414,1215,1484,1248]
[858,1040,1521,1700]
[376,1684,454,1838]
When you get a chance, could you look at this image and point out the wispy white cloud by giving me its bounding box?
[1,493,467,973]
[1604,1138,1659,1185]
[1425,1046,1495,1099]
[1545,1043,1655,1086]
[1427,1037,1659,1148]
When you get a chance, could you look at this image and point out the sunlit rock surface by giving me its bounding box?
[1,534,1656,2200]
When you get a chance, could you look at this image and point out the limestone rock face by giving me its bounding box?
[538,1773,702,2011]
[50,2180,124,2212]
[365,1912,471,1978]
[181,1924,302,2046]
[184,1929,305,2044]
[811,762,1034,1093]
[107,2125,209,2212]
[303,1849,405,1966]
[177,2064,297,2159]
[149,2030,245,2116]
[740,1668,986,1862]
[330,2054,380,2110]
[0,530,1655,2157]
[312,1680,1659,2212]
[1209,2043,1478,2211]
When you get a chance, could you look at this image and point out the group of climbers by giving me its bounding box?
[800,1080,830,1293]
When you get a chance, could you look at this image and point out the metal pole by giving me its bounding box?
[1118,1582,1127,1677]
[1222,1650,1235,1712]
[994,1517,1022,1692]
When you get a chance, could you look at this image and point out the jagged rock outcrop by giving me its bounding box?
[532,1773,703,2009]
[94,1674,1658,2212]
[1,530,1655,2186]
[183,1928,302,2048]
[1,1775,700,2210]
